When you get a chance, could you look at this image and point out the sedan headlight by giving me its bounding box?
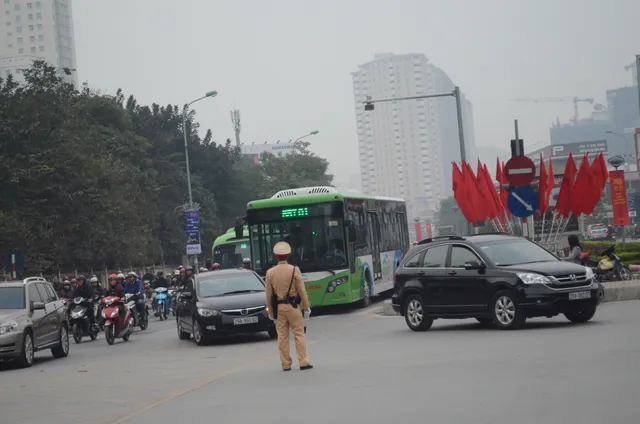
[197,308,221,317]
[326,277,348,293]
[584,266,595,280]
[517,273,552,285]
[0,321,19,336]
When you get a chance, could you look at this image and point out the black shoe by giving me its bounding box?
[282,368,291,372]
[300,365,313,371]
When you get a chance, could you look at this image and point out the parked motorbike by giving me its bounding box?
[101,296,133,345]
[153,287,169,320]
[69,297,99,344]
[125,293,149,330]
[582,245,633,282]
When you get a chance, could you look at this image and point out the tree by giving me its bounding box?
[0,61,336,273]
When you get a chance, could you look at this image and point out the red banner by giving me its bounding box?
[609,170,630,226]
[425,223,433,239]
[414,223,423,242]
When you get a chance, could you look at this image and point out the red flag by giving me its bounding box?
[571,153,595,216]
[452,162,474,223]
[538,154,549,215]
[476,159,497,220]
[496,158,510,215]
[483,163,503,219]
[555,153,577,217]
[462,161,483,223]
[585,152,609,213]
[547,157,555,200]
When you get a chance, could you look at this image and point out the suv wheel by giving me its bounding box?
[17,331,35,368]
[564,304,597,323]
[491,290,525,330]
[51,325,70,358]
[403,294,433,332]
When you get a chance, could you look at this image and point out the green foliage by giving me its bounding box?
[582,241,640,264]
[0,61,333,273]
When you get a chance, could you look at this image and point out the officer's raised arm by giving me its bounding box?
[294,267,310,311]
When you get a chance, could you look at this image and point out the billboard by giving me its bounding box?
[240,143,295,156]
[527,140,609,160]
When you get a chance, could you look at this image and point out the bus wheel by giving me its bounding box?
[359,279,371,308]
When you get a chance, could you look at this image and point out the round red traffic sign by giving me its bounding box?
[504,156,536,187]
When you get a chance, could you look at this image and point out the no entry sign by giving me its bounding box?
[504,156,536,187]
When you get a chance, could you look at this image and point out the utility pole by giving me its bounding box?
[636,55,640,121]
[231,109,241,148]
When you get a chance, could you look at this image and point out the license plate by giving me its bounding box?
[233,316,258,325]
[569,291,591,300]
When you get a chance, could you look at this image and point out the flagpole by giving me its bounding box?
[554,213,572,242]
[540,213,546,244]
[546,211,558,244]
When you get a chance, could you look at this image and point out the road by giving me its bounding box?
[1,300,639,424]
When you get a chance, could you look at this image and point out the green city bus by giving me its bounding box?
[246,187,409,307]
[212,226,250,269]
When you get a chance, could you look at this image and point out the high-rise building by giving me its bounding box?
[0,0,77,86]
[352,53,475,239]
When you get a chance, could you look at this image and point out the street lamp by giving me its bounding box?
[294,130,319,143]
[182,90,218,272]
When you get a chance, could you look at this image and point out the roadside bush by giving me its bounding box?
[582,241,640,264]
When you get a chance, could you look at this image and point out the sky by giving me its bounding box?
[73,0,639,186]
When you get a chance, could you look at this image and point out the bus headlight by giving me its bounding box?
[326,278,348,293]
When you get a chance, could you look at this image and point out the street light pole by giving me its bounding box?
[182,90,218,272]
[292,130,319,152]
[364,87,470,233]
[606,130,633,188]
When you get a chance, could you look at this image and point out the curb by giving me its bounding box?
[379,280,640,316]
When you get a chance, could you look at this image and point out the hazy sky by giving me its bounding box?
[74,0,639,185]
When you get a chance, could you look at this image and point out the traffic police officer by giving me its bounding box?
[266,241,313,371]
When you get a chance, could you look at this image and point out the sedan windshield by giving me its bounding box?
[476,239,558,266]
[197,273,265,298]
[0,287,25,309]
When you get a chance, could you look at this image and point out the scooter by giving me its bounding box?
[582,245,633,282]
[125,293,149,330]
[168,288,178,316]
[154,287,168,321]
[69,297,99,344]
[101,296,133,345]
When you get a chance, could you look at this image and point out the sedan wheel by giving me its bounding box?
[193,320,208,346]
[403,294,433,332]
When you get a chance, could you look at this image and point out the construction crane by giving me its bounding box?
[510,96,595,124]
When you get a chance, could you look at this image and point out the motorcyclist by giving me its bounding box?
[105,274,126,327]
[142,268,155,286]
[116,273,126,286]
[153,271,168,289]
[58,279,73,298]
[211,262,221,271]
[124,272,145,320]
[181,266,195,295]
[90,276,105,297]
[242,258,252,270]
[71,275,96,329]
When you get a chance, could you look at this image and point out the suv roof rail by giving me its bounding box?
[467,232,513,237]
[417,236,465,245]
[23,277,47,284]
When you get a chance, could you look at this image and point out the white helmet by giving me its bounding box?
[90,276,98,283]
[199,267,207,272]
[117,273,125,279]
[174,270,180,276]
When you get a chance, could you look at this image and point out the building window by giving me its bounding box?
[29,35,33,42]
[28,24,33,30]
[7,43,12,48]
[16,36,21,43]
[38,45,43,51]
[15,26,19,32]
[14,3,18,10]
[5,10,9,15]
[5,21,11,26]
[27,2,32,8]
[3,0,9,4]
[27,13,32,20]
[36,23,41,30]
[18,47,23,53]
[15,14,19,22]
[30,46,35,52]
[37,34,42,41]
[36,1,41,8]
[36,12,40,19]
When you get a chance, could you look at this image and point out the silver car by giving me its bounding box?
[585,224,608,240]
[0,277,70,368]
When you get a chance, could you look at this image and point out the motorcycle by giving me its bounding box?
[582,245,633,282]
[125,293,149,330]
[143,280,153,300]
[168,288,177,316]
[94,295,105,331]
[101,296,133,345]
[154,287,168,320]
[69,297,99,344]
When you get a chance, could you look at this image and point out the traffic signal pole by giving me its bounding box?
[364,87,471,235]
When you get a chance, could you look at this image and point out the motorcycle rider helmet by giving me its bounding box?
[108,273,118,284]
[212,263,221,270]
[243,258,251,264]
[77,275,86,285]
[117,273,125,280]
[70,277,77,284]
[90,276,99,284]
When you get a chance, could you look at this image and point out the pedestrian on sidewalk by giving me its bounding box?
[266,241,313,372]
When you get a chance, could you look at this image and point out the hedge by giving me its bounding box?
[582,241,640,265]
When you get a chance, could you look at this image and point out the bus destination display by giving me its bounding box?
[281,208,309,219]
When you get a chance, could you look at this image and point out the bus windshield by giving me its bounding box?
[250,216,347,274]
[213,241,251,269]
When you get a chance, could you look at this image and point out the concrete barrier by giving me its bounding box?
[379,280,640,316]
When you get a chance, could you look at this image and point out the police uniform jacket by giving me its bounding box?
[265,261,310,311]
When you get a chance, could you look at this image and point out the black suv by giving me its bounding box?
[392,234,601,331]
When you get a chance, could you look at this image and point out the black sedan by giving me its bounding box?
[175,269,277,346]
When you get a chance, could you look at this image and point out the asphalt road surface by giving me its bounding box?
[2,300,639,424]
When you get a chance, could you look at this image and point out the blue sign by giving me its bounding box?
[2,252,23,274]
[507,186,539,218]
[185,210,202,255]
[628,194,636,212]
